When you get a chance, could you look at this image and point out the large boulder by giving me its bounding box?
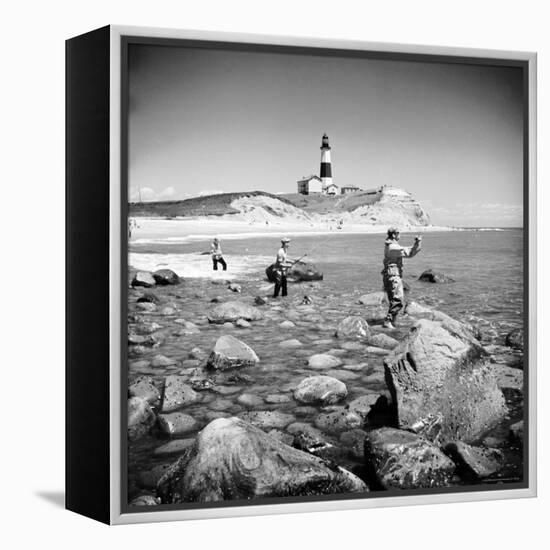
[153,269,180,285]
[364,427,455,489]
[128,397,156,441]
[384,319,506,444]
[358,292,388,323]
[335,316,370,339]
[132,271,156,288]
[265,261,323,283]
[418,269,455,284]
[207,301,264,324]
[406,302,479,342]
[294,376,348,406]
[161,376,199,412]
[206,335,259,370]
[443,441,503,480]
[157,417,366,503]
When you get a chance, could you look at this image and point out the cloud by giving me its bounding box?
[426,202,522,227]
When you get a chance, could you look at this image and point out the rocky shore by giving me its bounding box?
[126,265,524,507]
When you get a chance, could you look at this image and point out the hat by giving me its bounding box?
[386,227,400,238]
[281,237,291,244]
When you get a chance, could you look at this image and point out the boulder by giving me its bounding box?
[294,376,348,406]
[254,296,268,306]
[157,412,198,436]
[315,408,363,434]
[157,417,366,503]
[153,269,180,285]
[405,303,479,342]
[228,283,242,293]
[129,377,161,407]
[384,319,507,444]
[308,354,343,370]
[238,410,295,430]
[364,427,455,489]
[161,376,199,412]
[207,301,264,324]
[347,394,380,419]
[132,271,156,288]
[340,429,368,461]
[136,292,160,304]
[418,269,455,283]
[128,397,155,441]
[358,292,388,323]
[266,261,323,283]
[365,332,399,350]
[206,335,260,370]
[335,316,370,339]
[235,319,251,328]
[279,320,296,329]
[505,328,524,351]
[443,441,503,480]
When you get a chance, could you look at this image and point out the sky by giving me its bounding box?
[128,43,524,227]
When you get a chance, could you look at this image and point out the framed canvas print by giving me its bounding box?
[66,25,537,525]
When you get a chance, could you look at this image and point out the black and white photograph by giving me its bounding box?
[125,38,528,510]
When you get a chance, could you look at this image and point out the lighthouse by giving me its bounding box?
[320,133,333,191]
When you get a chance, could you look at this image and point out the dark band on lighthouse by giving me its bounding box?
[320,162,332,178]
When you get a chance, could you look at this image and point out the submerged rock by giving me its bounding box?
[228,283,242,293]
[266,261,323,283]
[358,292,388,323]
[335,316,370,339]
[308,354,343,369]
[128,397,155,441]
[384,319,507,444]
[238,410,295,430]
[206,335,260,370]
[418,269,455,283]
[136,292,160,304]
[443,441,503,480]
[207,301,264,324]
[154,438,195,457]
[132,271,156,288]
[157,417,366,503]
[294,376,347,406]
[161,376,199,412]
[151,354,177,368]
[340,429,368,461]
[237,393,264,408]
[364,428,455,489]
[365,332,399,350]
[153,269,180,285]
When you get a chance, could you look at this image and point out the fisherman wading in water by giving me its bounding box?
[273,238,292,298]
[382,227,422,329]
[211,238,227,271]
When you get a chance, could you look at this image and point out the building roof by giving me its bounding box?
[297,175,322,183]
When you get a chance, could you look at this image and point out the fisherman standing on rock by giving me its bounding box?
[382,227,422,329]
[273,237,292,298]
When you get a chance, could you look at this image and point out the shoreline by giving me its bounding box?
[129,216,465,246]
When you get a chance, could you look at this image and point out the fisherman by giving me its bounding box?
[211,237,227,271]
[382,227,422,329]
[273,237,292,298]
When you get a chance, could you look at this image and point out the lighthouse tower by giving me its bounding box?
[320,133,333,191]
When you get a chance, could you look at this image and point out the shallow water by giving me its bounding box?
[127,229,525,500]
